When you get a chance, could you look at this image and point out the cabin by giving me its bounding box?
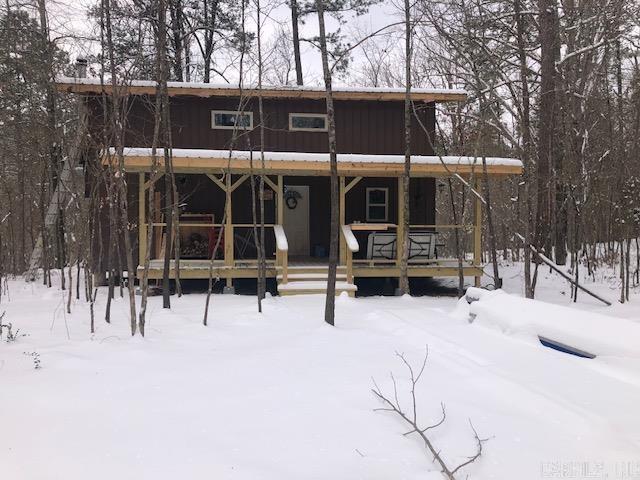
[56,76,523,296]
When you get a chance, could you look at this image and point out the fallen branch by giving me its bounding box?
[515,233,611,306]
[372,348,487,480]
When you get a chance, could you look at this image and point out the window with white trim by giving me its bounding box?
[211,110,253,130]
[289,113,328,132]
[366,187,389,222]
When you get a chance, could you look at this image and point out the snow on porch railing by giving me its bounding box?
[273,225,289,284]
[341,225,359,284]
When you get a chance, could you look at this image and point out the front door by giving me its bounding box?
[283,185,310,256]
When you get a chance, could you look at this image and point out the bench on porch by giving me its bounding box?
[366,231,442,261]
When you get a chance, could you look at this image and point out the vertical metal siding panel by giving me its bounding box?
[277,99,287,151]
[387,102,397,154]
[427,102,436,155]
[409,103,420,155]
[377,101,384,154]
[132,96,430,156]
[383,101,392,155]
[334,100,343,153]
[369,101,376,154]
[357,101,365,154]
[268,99,279,151]
[419,104,429,154]
[387,102,398,155]
[356,101,362,153]
[368,101,375,154]
[415,102,430,155]
[374,101,382,154]
[342,101,353,154]
[353,102,359,153]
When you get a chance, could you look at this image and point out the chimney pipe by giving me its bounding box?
[76,58,87,79]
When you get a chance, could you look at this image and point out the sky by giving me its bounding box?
[41,0,405,87]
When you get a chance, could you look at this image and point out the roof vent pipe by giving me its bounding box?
[76,58,87,79]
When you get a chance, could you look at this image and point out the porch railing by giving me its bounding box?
[141,221,478,282]
[145,221,281,267]
[346,223,478,267]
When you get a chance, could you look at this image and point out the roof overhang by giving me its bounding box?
[106,148,523,177]
[56,77,467,103]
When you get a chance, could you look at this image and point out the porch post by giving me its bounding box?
[224,173,234,291]
[138,172,146,269]
[396,176,405,269]
[339,176,345,264]
[277,175,284,225]
[474,180,482,287]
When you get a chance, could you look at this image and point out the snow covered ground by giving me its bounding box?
[1,265,639,480]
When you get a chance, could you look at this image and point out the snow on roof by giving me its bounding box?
[56,76,467,102]
[118,147,523,169]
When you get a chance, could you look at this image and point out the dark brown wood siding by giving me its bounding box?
[104,96,436,156]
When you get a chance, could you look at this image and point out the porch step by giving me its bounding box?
[282,265,347,275]
[277,272,347,282]
[277,280,357,296]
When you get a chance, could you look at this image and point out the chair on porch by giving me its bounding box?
[366,231,438,261]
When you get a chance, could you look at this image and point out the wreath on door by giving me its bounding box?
[284,189,302,209]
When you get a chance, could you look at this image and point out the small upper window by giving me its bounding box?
[289,113,328,132]
[211,110,253,130]
[366,187,389,222]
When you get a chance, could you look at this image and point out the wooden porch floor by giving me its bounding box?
[138,259,482,280]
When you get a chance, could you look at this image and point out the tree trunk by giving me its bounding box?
[537,0,558,257]
[315,0,338,326]
[291,0,303,85]
[139,27,166,335]
[257,0,267,306]
[480,159,501,288]
[170,0,184,81]
[620,239,625,304]
[514,0,533,298]
[104,0,137,335]
[448,179,465,297]
[158,0,176,309]
[398,0,411,296]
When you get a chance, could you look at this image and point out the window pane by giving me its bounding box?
[214,112,251,128]
[368,206,386,221]
[291,115,326,130]
[368,189,386,205]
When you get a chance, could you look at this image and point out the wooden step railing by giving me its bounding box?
[273,225,289,284]
[340,225,360,283]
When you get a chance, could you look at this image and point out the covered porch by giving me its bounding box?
[123,148,522,294]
